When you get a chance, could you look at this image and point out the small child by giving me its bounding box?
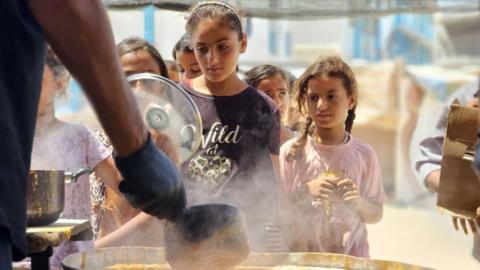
[22,48,121,268]
[282,69,304,133]
[172,33,202,82]
[279,56,385,258]
[245,64,294,144]
[165,59,180,83]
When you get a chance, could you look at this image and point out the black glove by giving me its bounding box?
[114,133,186,220]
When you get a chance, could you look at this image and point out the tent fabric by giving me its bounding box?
[103,0,480,19]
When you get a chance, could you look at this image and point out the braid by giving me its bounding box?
[286,117,313,162]
[345,105,356,133]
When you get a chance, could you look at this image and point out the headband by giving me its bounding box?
[189,1,242,26]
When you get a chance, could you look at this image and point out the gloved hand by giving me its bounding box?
[114,133,186,220]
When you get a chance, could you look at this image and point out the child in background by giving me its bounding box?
[118,37,169,78]
[279,56,385,257]
[182,1,284,252]
[165,60,180,83]
[283,69,304,132]
[93,37,174,248]
[245,64,294,144]
[172,33,202,82]
[24,48,122,268]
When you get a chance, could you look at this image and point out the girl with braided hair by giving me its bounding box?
[279,56,385,257]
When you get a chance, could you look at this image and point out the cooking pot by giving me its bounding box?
[62,247,434,270]
[164,204,249,270]
[27,169,92,226]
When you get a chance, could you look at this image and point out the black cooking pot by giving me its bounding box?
[164,204,250,270]
[27,169,92,226]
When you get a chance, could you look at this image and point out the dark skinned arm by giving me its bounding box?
[27,0,147,157]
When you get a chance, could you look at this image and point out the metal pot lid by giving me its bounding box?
[128,73,202,163]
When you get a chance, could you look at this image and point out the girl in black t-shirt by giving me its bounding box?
[182,1,285,252]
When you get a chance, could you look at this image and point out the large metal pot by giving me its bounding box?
[62,247,434,270]
[27,169,92,226]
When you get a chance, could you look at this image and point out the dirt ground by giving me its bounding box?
[368,195,480,270]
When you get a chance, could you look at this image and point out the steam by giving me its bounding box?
[182,147,288,252]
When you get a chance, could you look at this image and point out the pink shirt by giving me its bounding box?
[279,135,385,258]
[30,121,110,268]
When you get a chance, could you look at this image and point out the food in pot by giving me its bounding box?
[103,265,342,270]
[104,264,170,270]
[164,204,249,270]
[164,219,249,270]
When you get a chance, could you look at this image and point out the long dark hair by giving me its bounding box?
[117,37,169,78]
[286,56,358,162]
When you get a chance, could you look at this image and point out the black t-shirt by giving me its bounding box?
[0,0,46,260]
[181,85,281,250]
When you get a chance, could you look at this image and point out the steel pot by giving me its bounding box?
[27,169,92,226]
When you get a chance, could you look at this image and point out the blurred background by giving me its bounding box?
[57,1,480,269]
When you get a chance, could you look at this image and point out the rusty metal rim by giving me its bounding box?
[62,246,434,270]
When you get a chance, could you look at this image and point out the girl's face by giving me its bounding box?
[120,50,161,77]
[305,76,355,130]
[121,50,164,94]
[192,19,246,83]
[38,65,64,116]
[175,51,202,80]
[256,73,289,117]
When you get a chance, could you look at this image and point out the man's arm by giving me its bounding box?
[27,0,187,220]
[27,0,147,157]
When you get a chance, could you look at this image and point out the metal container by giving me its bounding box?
[62,247,434,270]
[27,169,92,226]
[164,204,249,270]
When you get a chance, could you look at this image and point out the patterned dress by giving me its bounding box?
[89,130,112,239]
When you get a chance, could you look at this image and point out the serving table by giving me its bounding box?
[27,219,91,270]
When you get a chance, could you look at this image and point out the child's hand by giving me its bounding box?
[337,178,360,203]
[306,176,337,199]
